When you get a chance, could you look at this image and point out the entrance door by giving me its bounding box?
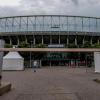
[51,61,59,66]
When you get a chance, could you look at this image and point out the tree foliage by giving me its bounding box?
[35,43,46,48]
[67,43,77,48]
[91,43,100,48]
[18,41,29,48]
[81,41,91,48]
[5,44,13,48]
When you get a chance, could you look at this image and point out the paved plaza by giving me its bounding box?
[1,67,100,100]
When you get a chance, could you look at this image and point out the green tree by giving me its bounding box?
[18,41,29,48]
[92,43,100,48]
[35,43,46,48]
[5,44,13,48]
[68,43,77,48]
[81,41,91,48]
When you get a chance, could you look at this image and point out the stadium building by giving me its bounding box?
[0,15,100,67]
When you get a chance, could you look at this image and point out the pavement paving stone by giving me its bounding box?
[1,68,100,100]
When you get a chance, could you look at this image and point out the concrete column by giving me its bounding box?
[33,36,35,46]
[0,40,5,85]
[75,37,77,46]
[9,37,12,45]
[67,37,69,46]
[83,38,85,45]
[59,35,60,44]
[25,36,28,44]
[97,39,100,45]
[17,37,20,46]
[94,52,100,73]
[42,35,43,44]
[90,38,93,45]
[50,35,52,44]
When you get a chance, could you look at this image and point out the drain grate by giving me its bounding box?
[16,93,79,100]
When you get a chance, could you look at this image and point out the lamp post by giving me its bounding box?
[30,52,31,68]
[0,40,5,86]
[30,41,33,68]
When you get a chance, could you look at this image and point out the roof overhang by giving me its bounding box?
[0,48,100,52]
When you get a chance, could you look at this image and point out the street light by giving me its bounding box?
[30,41,33,68]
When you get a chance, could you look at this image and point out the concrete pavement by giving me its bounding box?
[1,68,100,100]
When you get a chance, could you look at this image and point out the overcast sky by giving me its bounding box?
[0,0,100,17]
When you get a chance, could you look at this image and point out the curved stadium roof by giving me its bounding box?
[0,15,100,36]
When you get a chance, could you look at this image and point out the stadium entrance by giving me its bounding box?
[23,48,93,68]
[41,52,68,66]
[41,52,93,67]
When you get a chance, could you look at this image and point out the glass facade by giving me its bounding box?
[0,15,100,34]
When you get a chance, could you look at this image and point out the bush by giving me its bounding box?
[5,44,13,48]
[67,43,77,48]
[81,41,91,48]
[35,43,45,48]
[92,43,100,48]
[18,41,29,48]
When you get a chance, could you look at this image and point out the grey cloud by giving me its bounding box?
[87,0,99,5]
[0,6,20,17]
[0,0,100,17]
[71,0,79,5]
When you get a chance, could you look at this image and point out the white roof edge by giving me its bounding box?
[3,52,23,59]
